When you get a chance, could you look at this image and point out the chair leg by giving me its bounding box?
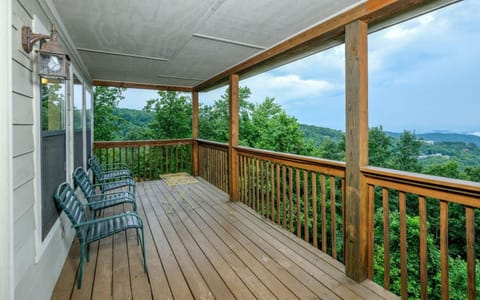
[136,228,140,245]
[78,243,85,289]
[86,243,90,262]
[141,227,147,272]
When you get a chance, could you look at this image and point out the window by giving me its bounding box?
[73,75,84,168]
[40,78,66,239]
[86,89,92,159]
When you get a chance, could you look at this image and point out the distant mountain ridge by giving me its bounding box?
[385,131,480,146]
[300,124,480,146]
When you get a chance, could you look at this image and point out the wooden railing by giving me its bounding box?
[197,139,228,193]
[94,138,480,298]
[93,139,193,181]
[362,166,480,300]
[236,146,346,262]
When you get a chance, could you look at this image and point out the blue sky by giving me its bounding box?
[122,1,479,135]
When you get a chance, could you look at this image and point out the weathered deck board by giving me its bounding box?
[52,178,399,299]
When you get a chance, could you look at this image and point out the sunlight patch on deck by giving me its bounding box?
[161,172,198,186]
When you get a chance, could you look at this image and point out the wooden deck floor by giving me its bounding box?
[52,177,398,299]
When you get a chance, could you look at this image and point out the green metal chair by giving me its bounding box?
[88,156,136,193]
[54,182,146,289]
[88,154,134,180]
[73,167,137,216]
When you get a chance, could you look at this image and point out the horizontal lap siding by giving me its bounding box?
[11,1,76,299]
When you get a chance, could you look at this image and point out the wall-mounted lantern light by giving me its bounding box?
[22,24,69,79]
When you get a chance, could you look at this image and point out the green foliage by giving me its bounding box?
[373,209,443,299]
[301,124,344,147]
[145,91,192,139]
[200,87,309,154]
[93,86,125,141]
[369,126,393,167]
[199,86,253,143]
[41,82,65,131]
[113,108,155,140]
[393,130,422,172]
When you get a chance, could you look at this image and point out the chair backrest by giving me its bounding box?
[88,156,104,182]
[54,182,87,241]
[72,167,97,199]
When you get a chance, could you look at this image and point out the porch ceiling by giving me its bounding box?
[50,0,362,88]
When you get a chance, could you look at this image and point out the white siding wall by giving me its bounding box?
[0,0,13,298]
[11,0,91,299]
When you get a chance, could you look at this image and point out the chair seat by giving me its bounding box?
[84,213,142,243]
[100,169,133,181]
[101,178,136,192]
[89,191,136,211]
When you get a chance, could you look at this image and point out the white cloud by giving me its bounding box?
[242,73,336,105]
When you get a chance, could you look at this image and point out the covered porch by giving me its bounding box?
[52,178,396,299]
[5,0,479,299]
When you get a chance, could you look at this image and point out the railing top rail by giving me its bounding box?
[362,166,480,207]
[196,139,229,149]
[236,145,346,177]
[94,138,194,148]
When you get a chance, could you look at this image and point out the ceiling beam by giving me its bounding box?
[92,80,193,92]
[193,0,455,92]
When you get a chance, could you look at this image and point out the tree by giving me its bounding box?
[199,86,310,155]
[93,86,125,141]
[41,82,65,131]
[145,91,192,139]
[465,165,480,182]
[393,130,422,172]
[369,126,393,167]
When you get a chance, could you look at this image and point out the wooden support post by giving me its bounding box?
[228,74,240,201]
[192,91,199,176]
[344,20,369,282]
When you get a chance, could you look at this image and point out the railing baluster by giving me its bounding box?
[271,163,275,222]
[303,170,309,243]
[383,188,391,290]
[312,172,317,248]
[418,196,427,300]
[252,158,256,209]
[399,192,407,300]
[276,164,281,225]
[368,185,374,279]
[466,206,476,300]
[260,160,265,217]
[321,174,326,252]
[440,200,449,300]
[239,155,244,203]
[341,178,345,261]
[296,168,301,238]
[330,176,337,259]
[143,145,147,180]
[176,144,179,173]
[257,160,260,213]
[289,167,293,233]
[266,162,270,220]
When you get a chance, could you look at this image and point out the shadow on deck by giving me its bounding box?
[52,177,398,299]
